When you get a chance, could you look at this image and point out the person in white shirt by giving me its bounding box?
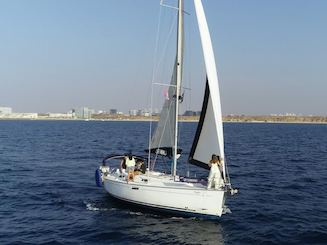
[125,154,136,182]
[207,154,224,190]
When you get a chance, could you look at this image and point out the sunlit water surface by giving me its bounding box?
[1,121,327,244]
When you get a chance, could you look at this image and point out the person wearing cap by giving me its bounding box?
[207,154,224,190]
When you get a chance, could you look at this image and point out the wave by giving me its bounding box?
[84,201,116,212]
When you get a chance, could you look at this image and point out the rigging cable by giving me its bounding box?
[148,4,179,169]
[148,3,164,171]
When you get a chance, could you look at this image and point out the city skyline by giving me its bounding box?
[0,104,320,118]
[1,1,326,115]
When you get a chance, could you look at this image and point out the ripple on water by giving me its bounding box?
[1,121,327,244]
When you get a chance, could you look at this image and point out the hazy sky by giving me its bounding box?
[0,0,326,115]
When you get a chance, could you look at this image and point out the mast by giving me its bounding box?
[172,0,184,177]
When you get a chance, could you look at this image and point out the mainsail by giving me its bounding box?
[149,1,184,161]
[189,0,225,178]
[149,59,181,158]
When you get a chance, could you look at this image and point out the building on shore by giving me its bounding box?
[0,113,38,119]
[129,109,138,116]
[47,113,74,119]
[75,107,95,119]
[0,107,38,119]
[109,109,117,115]
[183,110,201,116]
[0,107,12,115]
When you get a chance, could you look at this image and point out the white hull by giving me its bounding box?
[102,171,226,217]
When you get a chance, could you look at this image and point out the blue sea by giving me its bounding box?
[1,120,327,245]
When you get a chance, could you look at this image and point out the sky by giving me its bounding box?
[0,0,326,115]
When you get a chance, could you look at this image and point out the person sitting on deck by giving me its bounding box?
[125,154,136,182]
[134,159,146,175]
[207,154,224,190]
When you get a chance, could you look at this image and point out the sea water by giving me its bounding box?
[1,120,327,244]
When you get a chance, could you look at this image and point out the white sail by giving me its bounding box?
[149,0,184,172]
[150,59,178,158]
[189,0,225,178]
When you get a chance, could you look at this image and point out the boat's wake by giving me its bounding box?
[222,205,232,214]
[170,216,197,220]
[84,200,213,220]
[84,201,116,212]
[128,211,153,216]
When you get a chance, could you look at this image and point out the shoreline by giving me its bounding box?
[1,117,327,124]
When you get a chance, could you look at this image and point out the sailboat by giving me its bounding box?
[95,0,237,218]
